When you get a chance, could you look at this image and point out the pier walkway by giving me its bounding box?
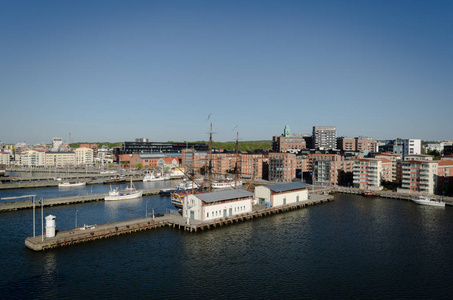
[0,175,146,190]
[0,188,164,212]
[25,193,334,251]
[333,186,453,205]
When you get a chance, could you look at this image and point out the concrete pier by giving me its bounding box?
[25,194,334,251]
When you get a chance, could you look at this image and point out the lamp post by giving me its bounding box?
[75,210,78,228]
[146,201,149,218]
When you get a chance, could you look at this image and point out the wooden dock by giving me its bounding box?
[0,188,164,212]
[25,194,334,251]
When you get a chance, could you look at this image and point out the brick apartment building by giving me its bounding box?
[268,152,296,182]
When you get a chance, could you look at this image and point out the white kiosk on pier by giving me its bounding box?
[45,215,56,238]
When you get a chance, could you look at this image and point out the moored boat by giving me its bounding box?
[159,180,202,195]
[410,195,445,207]
[143,173,170,182]
[58,181,86,187]
[362,191,379,197]
[212,180,243,189]
[105,178,143,201]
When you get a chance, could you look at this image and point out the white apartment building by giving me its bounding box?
[75,147,94,166]
[404,154,433,161]
[404,139,421,155]
[95,149,114,165]
[254,182,309,208]
[45,151,76,167]
[353,158,382,190]
[20,150,46,167]
[399,160,438,195]
[374,153,401,182]
[52,138,63,151]
[0,152,10,166]
[183,189,254,222]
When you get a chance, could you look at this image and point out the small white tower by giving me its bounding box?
[45,215,56,238]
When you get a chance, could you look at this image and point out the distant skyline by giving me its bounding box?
[1,0,452,144]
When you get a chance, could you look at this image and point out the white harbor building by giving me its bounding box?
[254,182,309,208]
[183,189,254,222]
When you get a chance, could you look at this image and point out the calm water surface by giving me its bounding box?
[0,191,452,299]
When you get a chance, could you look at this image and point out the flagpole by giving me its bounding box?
[41,198,44,242]
[33,196,35,237]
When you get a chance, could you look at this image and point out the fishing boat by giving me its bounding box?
[212,180,243,189]
[410,195,445,207]
[143,173,170,182]
[105,178,143,201]
[58,181,86,187]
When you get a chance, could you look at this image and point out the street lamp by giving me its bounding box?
[75,210,78,228]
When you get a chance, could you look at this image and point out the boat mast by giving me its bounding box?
[208,121,213,193]
[234,129,239,189]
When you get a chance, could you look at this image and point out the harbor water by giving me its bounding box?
[0,186,452,299]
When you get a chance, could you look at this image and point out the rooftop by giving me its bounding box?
[266,181,309,192]
[196,189,254,204]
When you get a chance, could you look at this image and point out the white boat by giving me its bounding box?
[170,169,185,178]
[143,173,170,182]
[58,181,86,187]
[410,196,445,207]
[100,170,117,174]
[105,178,143,201]
[212,180,243,189]
[159,180,202,195]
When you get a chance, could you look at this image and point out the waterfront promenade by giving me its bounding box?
[332,186,453,205]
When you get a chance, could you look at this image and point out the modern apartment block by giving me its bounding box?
[356,137,377,153]
[240,154,265,180]
[311,154,342,186]
[399,160,438,195]
[268,152,296,183]
[45,151,76,167]
[336,137,356,151]
[373,153,401,182]
[312,126,336,150]
[437,160,453,195]
[389,138,422,156]
[0,152,10,166]
[20,150,46,167]
[353,158,383,190]
[74,147,94,165]
[181,149,208,174]
[337,136,377,153]
[404,154,433,161]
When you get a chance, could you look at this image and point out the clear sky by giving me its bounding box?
[1,0,452,144]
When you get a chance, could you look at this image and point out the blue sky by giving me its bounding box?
[1,0,452,144]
